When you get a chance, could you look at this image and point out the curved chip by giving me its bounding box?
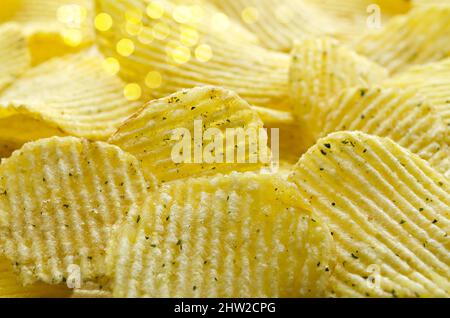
[0,51,143,149]
[0,24,30,92]
[210,0,410,51]
[0,256,71,298]
[289,38,388,142]
[383,58,450,126]
[252,107,295,128]
[0,137,154,286]
[109,86,268,182]
[107,172,335,298]
[319,87,449,176]
[289,131,450,297]
[0,0,94,65]
[354,6,450,73]
[95,0,291,109]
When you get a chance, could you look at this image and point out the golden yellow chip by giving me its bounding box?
[210,0,410,51]
[0,137,154,286]
[289,38,388,143]
[0,0,94,65]
[109,86,268,183]
[289,131,450,297]
[383,58,450,126]
[252,106,295,128]
[95,0,291,110]
[107,172,335,297]
[354,6,450,73]
[0,51,143,150]
[319,87,449,176]
[0,256,71,298]
[0,23,30,92]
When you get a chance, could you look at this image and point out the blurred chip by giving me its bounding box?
[109,86,269,182]
[0,23,30,92]
[354,6,450,73]
[107,172,335,297]
[0,256,71,298]
[0,0,94,65]
[95,0,291,109]
[289,38,387,142]
[289,131,450,297]
[384,58,450,126]
[0,137,153,286]
[210,0,410,51]
[319,87,449,176]
[0,51,143,152]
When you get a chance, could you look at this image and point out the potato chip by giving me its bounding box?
[95,0,291,110]
[107,172,335,297]
[252,107,295,128]
[319,87,449,176]
[0,51,143,149]
[209,0,410,51]
[0,136,154,286]
[383,58,450,126]
[289,131,450,297]
[0,24,30,92]
[354,6,450,73]
[0,256,71,298]
[289,38,388,142]
[109,86,269,183]
[0,0,94,65]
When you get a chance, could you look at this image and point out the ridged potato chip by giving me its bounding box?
[0,24,30,92]
[95,0,291,109]
[289,131,450,297]
[210,0,410,51]
[384,58,450,126]
[0,51,143,149]
[109,86,268,183]
[0,0,94,65]
[0,137,154,286]
[107,172,335,298]
[319,87,449,176]
[289,38,388,142]
[354,6,450,73]
[0,256,71,298]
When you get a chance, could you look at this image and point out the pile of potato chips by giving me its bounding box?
[0,0,449,298]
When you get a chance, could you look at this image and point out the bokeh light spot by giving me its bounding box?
[180,26,199,47]
[241,7,259,24]
[195,44,213,62]
[124,83,142,100]
[173,5,192,24]
[145,71,163,88]
[171,45,191,64]
[95,13,113,32]
[146,1,165,19]
[62,29,83,47]
[102,57,120,76]
[116,38,135,57]
[211,13,230,32]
